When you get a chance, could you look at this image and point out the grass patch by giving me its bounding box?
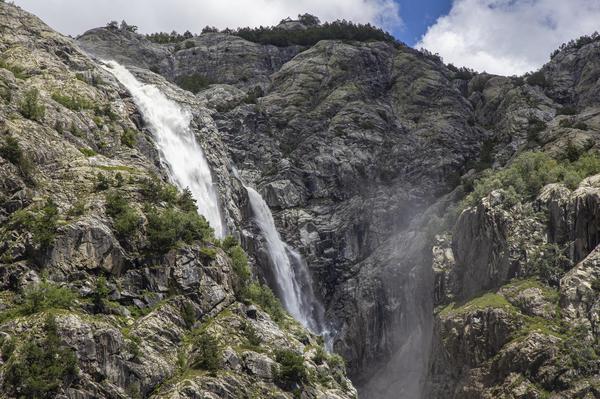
[439,292,515,317]
[51,92,93,111]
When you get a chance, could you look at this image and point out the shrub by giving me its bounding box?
[146,207,213,253]
[220,235,238,251]
[228,245,251,298]
[95,173,110,191]
[526,71,548,88]
[140,176,178,205]
[559,118,573,128]
[94,104,117,120]
[556,106,577,116]
[177,187,197,212]
[93,276,110,313]
[246,283,285,322]
[121,128,137,148]
[242,321,261,347]
[528,243,570,286]
[527,119,547,143]
[67,199,86,218]
[312,346,326,365]
[114,172,124,187]
[200,247,217,260]
[20,281,76,315]
[274,349,307,388]
[462,151,600,209]
[4,315,78,398]
[105,191,140,238]
[184,40,196,49]
[182,302,196,328]
[174,74,211,93]
[0,60,29,79]
[11,198,59,249]
[0,136,34,181]
[51,93,92,111]
[191,331,221,372]
[19,88,45,121]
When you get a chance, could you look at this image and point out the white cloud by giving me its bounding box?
[417,0,600,76]
[12,0,401,37]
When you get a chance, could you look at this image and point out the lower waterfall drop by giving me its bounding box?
[245,187,328,335]
[102,61,225,237]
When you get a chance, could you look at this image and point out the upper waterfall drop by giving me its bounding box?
[102,61,225,237]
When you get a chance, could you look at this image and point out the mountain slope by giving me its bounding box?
[0,3,355,398]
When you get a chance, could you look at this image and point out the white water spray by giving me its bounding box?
[103,61,224,237]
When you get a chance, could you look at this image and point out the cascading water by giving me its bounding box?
[231,167,329,341]
[102,61,224,237]
[245,187,328,335]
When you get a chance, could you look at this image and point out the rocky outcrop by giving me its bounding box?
[77,28,303,90]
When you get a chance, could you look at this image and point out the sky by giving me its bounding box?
[11,0,600,76]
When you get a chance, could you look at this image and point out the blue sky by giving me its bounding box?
[391,0,452,45]
[11,0,600,76]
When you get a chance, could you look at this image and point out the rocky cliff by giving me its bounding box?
[77,17,488,399]
[0,3,355,398]
[3,2,600,398]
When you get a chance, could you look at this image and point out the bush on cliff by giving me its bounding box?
[19,88,45,121]
[145,206,213,253]
[4,315,78,398]
[463,151,600,209]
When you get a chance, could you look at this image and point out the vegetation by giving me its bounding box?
[146,30,193,44]
[191,331,221,372]
[174,74,211,93]
[145,206,213,253]
[79,147,96,157]
[0,280,76,321]
[4,315,78,398]
[92,276,110,313]
[273,349,307,388]
[246,283,285,322]
[121,128,137,148]
[556,106,577,116]
[105,191,140,239]
[0,59,29,79]
[551,31,600,59]
[19,88,45,121]
[525,71,548,88]
[235,18,398,47]
[227,243,252,299]
[439,292,515,317]
[527,243,571,286]
[241,320,262,347]
[51,92,93,111]
[139,176,178,204]
[10,199,59,249]
[95,173,110,191]
[0,136,34,182]
[447,64,476,80]
[182,302,196,328]
[462,151,600,209]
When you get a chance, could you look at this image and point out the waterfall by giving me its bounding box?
[245,187,327,334]
[102,61,224,237]
[233,169,328,340]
